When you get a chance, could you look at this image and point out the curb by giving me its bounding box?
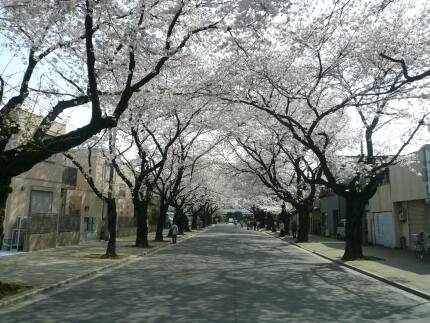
[265,231,430,301]
[0,255,140,309]
[0,229,206,309]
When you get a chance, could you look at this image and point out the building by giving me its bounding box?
[367,145,430,249]
[63,149,136,241]
[222,208,252,221]
[2,110,76,251]
[319,188,347,238]
[309,198,322,235]
[2,109,144,251]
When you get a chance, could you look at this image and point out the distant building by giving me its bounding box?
[222,208,252,221]
[319,188,347,238]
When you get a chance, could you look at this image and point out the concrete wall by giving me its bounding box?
[25,232,80,251]
[390,164,426,202]
[27,233,56,251]
[57,232,80,246]
[369,184,393,213]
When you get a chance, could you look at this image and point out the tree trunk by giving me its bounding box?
[202,211,208,227]
[184,212,191,232]
[282,215,291,236]
[175,207,183,234]
[0,178,12,250]
[191,213,198,230]
[296,208,310,242]
[134,200,149,248]
[342,195,366,261]
[155,202,168,242]
[105,198,117,257]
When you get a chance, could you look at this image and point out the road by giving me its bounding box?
[1,224,430,322]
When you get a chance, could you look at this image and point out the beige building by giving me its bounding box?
[63,149,136,241]
[2,110,79,251]
[3,110,137,252]
[367,145,430,249]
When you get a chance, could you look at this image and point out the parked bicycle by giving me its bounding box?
[413,232,430,261]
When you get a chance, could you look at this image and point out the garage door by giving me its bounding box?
[374,212,396,248]
[408,200,425,235]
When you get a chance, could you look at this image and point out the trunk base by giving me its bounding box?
[342,242,363,261]
[135,242,150,248]
[296,236,308,243]
[154,234,164,242]
[105,241,117,258]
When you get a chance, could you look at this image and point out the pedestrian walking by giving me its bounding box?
[171,222,179,244]
[291,220,298,239]
[253,220,257,231]
[279,221,285,237]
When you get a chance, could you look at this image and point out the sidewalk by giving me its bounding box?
[267,231,430,300]
[0,229,204,307]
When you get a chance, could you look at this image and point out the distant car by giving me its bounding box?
[228,218,234,224]
[336,219,346,240]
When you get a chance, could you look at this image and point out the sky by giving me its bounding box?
[1,3,429,156]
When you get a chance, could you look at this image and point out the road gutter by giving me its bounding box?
[264,231,430,301]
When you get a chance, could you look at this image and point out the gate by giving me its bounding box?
[374,212,396,248]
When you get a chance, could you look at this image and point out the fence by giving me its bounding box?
[59,214,81,232]
[26,213,81,250]
[28,213,58,234]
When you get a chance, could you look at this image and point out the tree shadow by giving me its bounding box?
[1,225,430,322]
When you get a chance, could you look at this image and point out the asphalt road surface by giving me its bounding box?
[1,224,430,322]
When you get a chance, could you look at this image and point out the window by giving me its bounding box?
[30,190,53,215]
[118,183,126,197]
[84,217,96,232]
[103,164,115,183]
[377,168,390,185]
[62,167,78,187]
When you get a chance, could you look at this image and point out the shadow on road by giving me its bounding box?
[1,224,430,322]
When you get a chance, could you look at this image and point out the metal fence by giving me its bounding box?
[59,214,81,232]
[27,213,81,234]
[28,213,58,234]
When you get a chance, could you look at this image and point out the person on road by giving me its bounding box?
[291,220,298,239]
[253,220,257,231]
[171,222,179,244]
[279,221,285,237]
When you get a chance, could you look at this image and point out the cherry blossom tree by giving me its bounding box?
[1,0,253,247]
[64,134,119,257]
[224,117,321,241]
[154,120,221,239]
[215,0,430,259]
[111,93,203,247]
